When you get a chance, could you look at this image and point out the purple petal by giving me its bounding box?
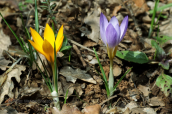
[100,13,108,45]
[114,24,121,44]
[109,16,119,28]
[120,16,128,41]
[105,24,118,48]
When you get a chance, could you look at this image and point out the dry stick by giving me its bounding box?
[73,44,87,67]
[99,95,117,106]
[68,39,100,55]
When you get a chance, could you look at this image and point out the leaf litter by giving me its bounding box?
[0,0,172,113]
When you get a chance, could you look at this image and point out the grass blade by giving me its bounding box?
[0,13,27,53]
[148,0,159,37]
[93,48,110,97]
[113,67,132,92]
[35,0,39,32]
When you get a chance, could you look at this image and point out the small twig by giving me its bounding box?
[99,95,117,106]
[68,39,100,55]
[114,97,121,106]
[73,44,87,67]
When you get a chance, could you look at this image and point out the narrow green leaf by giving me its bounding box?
[52,22,55,35]
[54,42,58,93]
[151,40,166,60]
[113,67,132,92]
[40,5,48,8]
[35,0,39,32]
[62,35,68,47]
[64,89,69,104]
[116,51,149,64]
[60,46,72,52]
[93,48,110,97]
[149,3,172,14]
[148,0,159,37]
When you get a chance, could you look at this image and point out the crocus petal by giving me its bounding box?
[56,25,63,41]
[109,16,119,28]
[100,13,108,45]
[120,16,128,41]
[55,25,64,52]
[44,23,55,48]
[56,36,64,53]
[28,40,48,59]
[105,24,117,48]
[114,24,121,44]
[42,39,54,63]
[30,27,43,47]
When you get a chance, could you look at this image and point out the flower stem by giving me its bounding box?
[51,63,60,110]
[108,59,114,97]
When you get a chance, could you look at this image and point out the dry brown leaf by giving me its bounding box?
[106,0,122,5]
[0,29,11,57]
[149,97,165,106]
[32,53,48,71]
[112,5,122,16]
[124,101,138,111]
[84,2,101,43]
[83,104,102,114]
[51,104,82,114]
[132,0,149,16]
[131,107,156,114]
[159,18,172,45]
[137,85,150,97]
[106,107,124,113]
[89,59,98,65]
[0,65,26,104]
[8,46,30,58]
[0,56,11,70]
[83,40,97,47]
[59,76,83,98]
[0,0,19,11]
[130,108,146,114]
[60,66,96,84]
[0,7,15,25]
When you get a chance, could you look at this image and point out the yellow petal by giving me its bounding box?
[56,36,64,53]
[55,25,64,53]
[56,25,63,42]
[42,39,54,63]
[28,40,49,59]
[30,27,43,47]
[44,23,55,48]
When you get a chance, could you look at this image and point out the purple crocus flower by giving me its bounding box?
[100,13,128,60]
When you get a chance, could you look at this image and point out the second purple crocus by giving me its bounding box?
[100,13,128,60]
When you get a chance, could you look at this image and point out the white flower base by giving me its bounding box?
[51,91,60,110]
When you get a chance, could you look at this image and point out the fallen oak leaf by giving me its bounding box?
[51,104,82,114]
[83,104,103,114]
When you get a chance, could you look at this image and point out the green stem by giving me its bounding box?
[51,63,60,110]
[108,59,114,97]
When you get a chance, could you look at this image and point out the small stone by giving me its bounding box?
[113,65,122,77]
[87,55,93,60]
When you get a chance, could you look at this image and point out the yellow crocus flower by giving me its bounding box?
[28,24,64,63]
